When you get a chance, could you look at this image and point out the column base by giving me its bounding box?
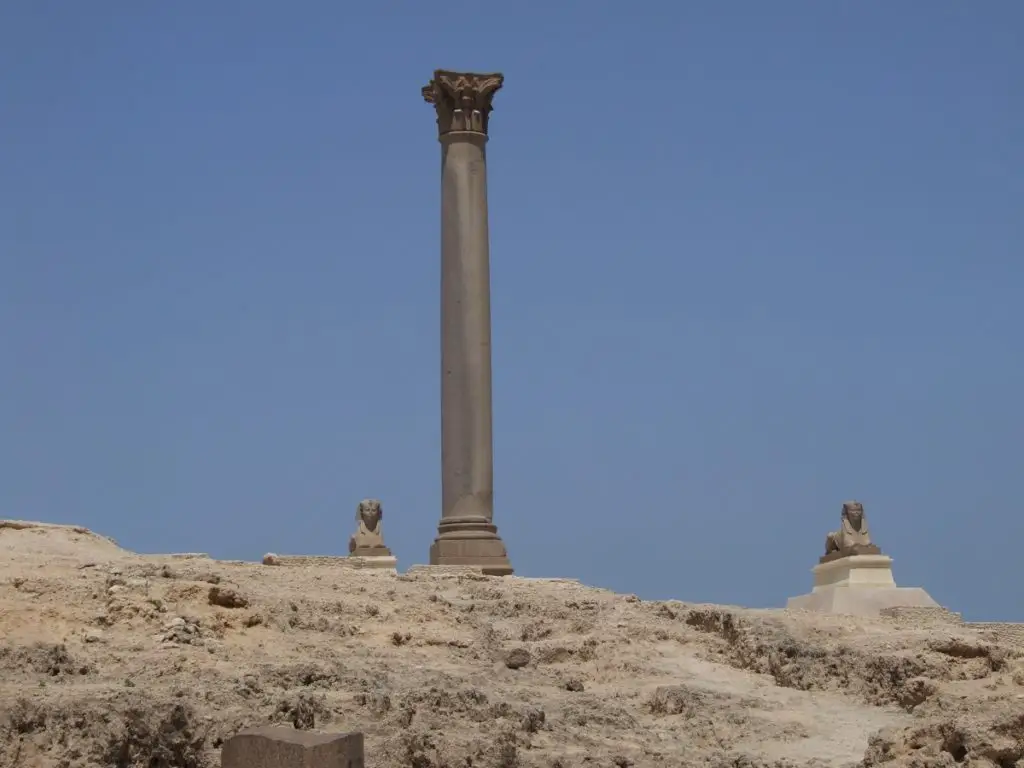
[430,516,513,575]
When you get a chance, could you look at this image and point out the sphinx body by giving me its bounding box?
[822,501,881,562]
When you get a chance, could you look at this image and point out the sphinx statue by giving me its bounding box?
[787,501,940,615]
[821,501,882,563]
[348,498,392,558]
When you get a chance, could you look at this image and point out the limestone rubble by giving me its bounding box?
[1,519,1022,768]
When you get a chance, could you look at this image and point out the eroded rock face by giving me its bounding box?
[679,605,1014,710]
[2,696,212,768]
[1,520,1022,768]
[863,703,1024,768]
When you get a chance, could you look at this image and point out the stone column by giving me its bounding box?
[422,69,513,575]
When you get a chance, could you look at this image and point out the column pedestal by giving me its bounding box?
[430,517,512,575]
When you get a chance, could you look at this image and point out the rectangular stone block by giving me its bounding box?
[222,726,364,768]
[812,554,896,589]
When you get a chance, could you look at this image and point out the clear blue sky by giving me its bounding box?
[2,4,1021,620]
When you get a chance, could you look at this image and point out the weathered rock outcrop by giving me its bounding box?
[1,520,1021,768]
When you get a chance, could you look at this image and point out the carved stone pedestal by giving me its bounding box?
[787,555,939,617]
[429,520,512,576]
[815,554,896,589]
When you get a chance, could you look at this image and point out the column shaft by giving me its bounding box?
[440,134,494,522]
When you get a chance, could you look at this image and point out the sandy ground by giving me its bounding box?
[1,519,1023,768]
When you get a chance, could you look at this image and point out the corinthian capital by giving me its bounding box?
[422,70,504,137]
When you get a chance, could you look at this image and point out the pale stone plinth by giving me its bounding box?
[350,555,398,570]
[815,554,896,589]
[787,555,939,617]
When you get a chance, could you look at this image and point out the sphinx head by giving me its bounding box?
[357,499,383,532]
[842,501,865,530]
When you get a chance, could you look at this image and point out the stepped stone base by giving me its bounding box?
[787,554,939,617]
[429,521,513,576]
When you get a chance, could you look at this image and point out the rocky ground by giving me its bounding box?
[1,520,1023,768]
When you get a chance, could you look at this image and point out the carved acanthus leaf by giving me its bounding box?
[422,69,505,136]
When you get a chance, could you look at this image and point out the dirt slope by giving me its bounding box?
[1,520,1022,768]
